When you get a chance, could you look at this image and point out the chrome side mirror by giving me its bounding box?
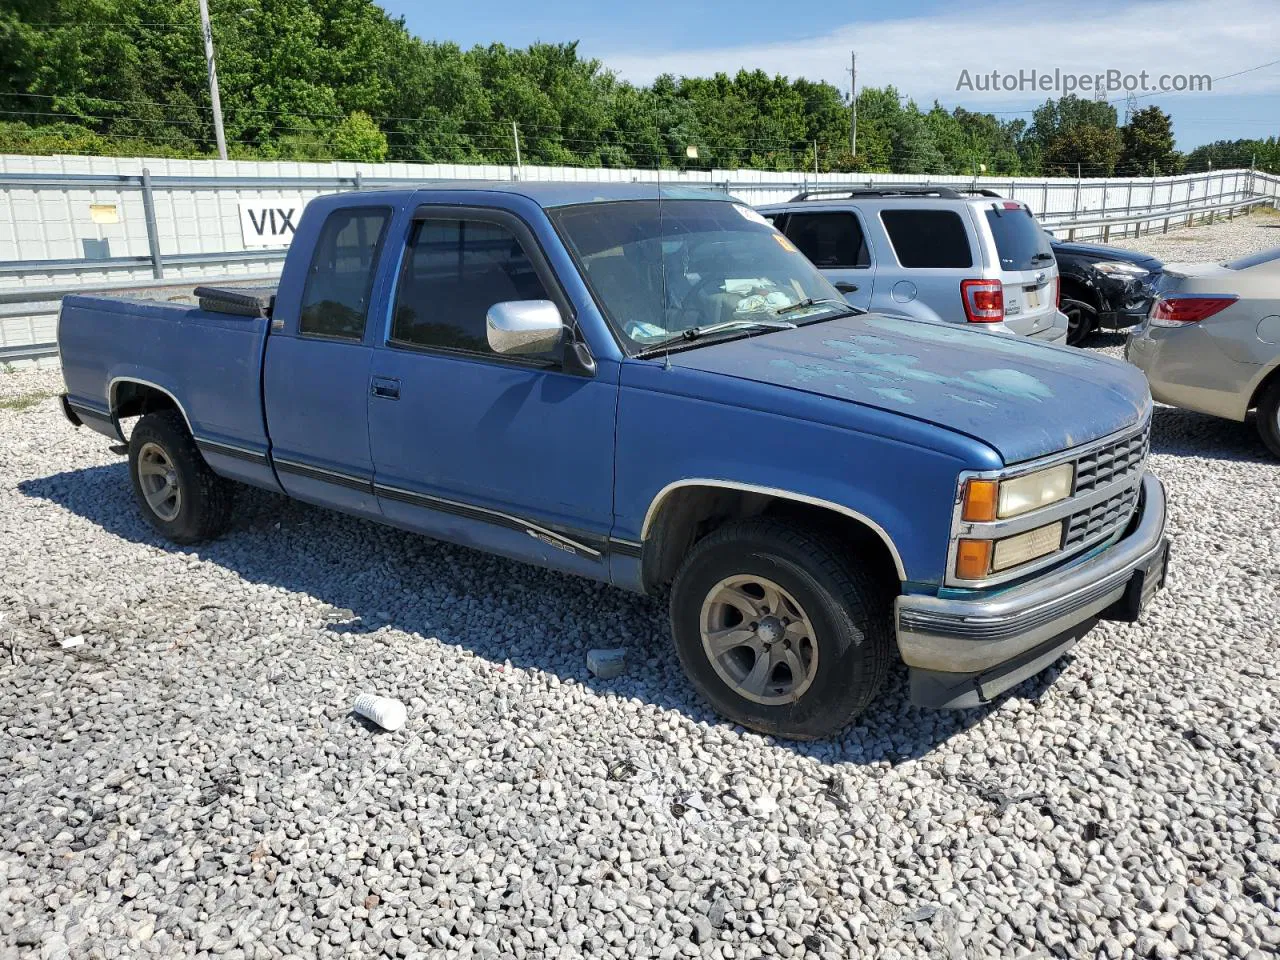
[486,300,564,356]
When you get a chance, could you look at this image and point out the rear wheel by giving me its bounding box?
[128,410,234,543]
[669,518,893,740]
[1062,298,1097,346]
[1256,378,1280,459]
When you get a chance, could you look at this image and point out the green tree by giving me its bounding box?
[1120,106,1178,176]
[331,110,387,161]
[1044,125,1124,177]
[1185,137,1280,173]
[1031,96,1122,176]
[3,1,1250,179]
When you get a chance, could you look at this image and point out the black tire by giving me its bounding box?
[1256,378,1280,459]
[128,410,234,543]
[1062,298,1097,347]
[669,518,893,740]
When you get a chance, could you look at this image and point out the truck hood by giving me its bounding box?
[669,314,1151,464]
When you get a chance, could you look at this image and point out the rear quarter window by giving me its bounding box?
[879,209,972,269]
[298,207,391,340]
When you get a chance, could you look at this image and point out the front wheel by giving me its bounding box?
[128,410,235,543]
[669,518,893,740]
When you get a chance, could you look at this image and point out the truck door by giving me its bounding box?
[262,204,391,519]
[780,210,876,311]
[366,206,616,580]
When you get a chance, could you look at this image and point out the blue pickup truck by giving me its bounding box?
[58,183,1169,739]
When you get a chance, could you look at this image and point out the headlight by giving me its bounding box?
[961,463,1074,522]
[1093,261,1149,278]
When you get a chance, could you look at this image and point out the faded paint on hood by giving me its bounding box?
[670,314,1152,464]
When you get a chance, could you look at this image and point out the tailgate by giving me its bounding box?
[1001,268,1058,337]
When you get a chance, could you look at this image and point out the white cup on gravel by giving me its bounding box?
[353,694,407,732]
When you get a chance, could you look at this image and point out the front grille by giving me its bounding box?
[1064,485,1140,549]
[949,418,1151,588]
[1074,421,1150,494]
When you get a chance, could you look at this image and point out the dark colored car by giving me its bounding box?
[1050,235,1163,345]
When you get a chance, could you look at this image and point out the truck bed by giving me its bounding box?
[59,293,273,469]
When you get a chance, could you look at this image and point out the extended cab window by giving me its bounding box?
[391,218,551,355]
[879,209,973,269]
[299,207,390,340]
[784,212,870,268]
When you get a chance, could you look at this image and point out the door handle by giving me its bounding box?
[834,281,859,294]
[371,376,400,400]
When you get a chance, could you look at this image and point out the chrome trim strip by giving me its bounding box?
[608,537,643,558]
[898,473,1166,674]
[375,482,604,559]
[274,457,374,494]
[107,377,194,439]
[639,479,907,581]
[66,399,110,423]
[944,414,1151,588]
[196,438,269,465]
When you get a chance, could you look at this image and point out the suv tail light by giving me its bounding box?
[1149,294,1238,327]
[1054,275,1061,308]
[961,279,1004,323]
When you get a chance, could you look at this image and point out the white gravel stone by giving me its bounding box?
[3,247,1279,958]
[1102,205,1280,263]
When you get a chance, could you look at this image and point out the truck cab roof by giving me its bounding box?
[325,181,732,210]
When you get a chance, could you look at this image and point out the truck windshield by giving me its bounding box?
[984,206,1055,272]
[550,199,850,354]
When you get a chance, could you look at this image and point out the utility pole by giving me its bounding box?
[813,140,819,177]
[198,0,227,160]
[511,121,522,179]
[849,51,857,158]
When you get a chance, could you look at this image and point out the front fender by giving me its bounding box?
[614,364,1000,589]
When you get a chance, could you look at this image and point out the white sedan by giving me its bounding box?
[1126,246,1280,458]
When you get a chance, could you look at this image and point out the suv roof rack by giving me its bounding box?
[789,185,1005,202]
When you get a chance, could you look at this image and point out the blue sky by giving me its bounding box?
[378,0,1280,150]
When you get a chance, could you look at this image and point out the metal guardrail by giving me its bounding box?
[0,248,287,277]
[0,342,57,362]
[1045,196,1278,242]
[0,271,282,307]
[1,167,1277,366]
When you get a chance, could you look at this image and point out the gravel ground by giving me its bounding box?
[3,221,1279,960]
[1100,206,1280,264]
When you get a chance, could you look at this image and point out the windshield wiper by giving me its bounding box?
[1030,252,1055,263]
[635,319,796,357]
[775,297,857,317]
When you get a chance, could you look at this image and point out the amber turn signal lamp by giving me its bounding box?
[962,479,999,522]
[955,539,993,580]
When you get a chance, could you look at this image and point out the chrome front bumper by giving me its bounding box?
[896,472,1168,707]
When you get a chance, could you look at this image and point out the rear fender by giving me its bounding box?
[108,370,194,439]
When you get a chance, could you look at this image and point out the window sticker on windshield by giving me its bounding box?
[772,233,799,253]
[733,203,771,226]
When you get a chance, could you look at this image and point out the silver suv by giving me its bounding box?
[758,187,1069,343]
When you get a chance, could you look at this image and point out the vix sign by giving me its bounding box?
[238,198,308,247]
